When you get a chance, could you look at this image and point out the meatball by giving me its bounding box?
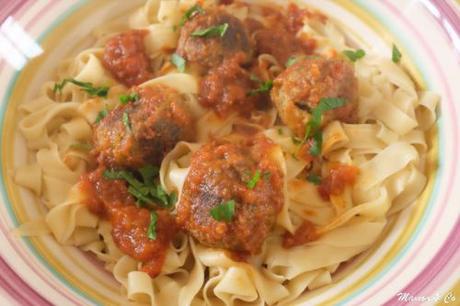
[271,57,358,136]
[176,10,252,70]
[199,52,259,116]
[103,30,153,86]
[176,136,284,254]
[94,84,194,168]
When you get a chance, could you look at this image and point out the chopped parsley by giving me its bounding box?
[179,4,205,27]
[122,111,131,132]
[192,23,229,38]
[286,56,299,67]
[302,97,347,156]
[53,79,109,97]
[103,166,176,208]
[210,200,236,222]
[342,49,366,62]
[247,170,261,189]
[309,131,323,156]
[392,44,402,63]
[119,92,139,105]
[69,143,92,152]
[95,108,108,124]
[248,80,273,96]
[147,211,158,240]
[291,136,302,145]
[277,128,284,135]
[250,74,261,82]
[307,173,322,185]
[171,53,186,72]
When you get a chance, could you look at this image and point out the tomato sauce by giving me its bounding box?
[318,164,359,200]
[199,52,259,117]
[79,168,176,277]
[283,220,318,248]
[103,30,153,87]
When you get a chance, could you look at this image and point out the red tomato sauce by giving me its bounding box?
[199,52,260,117]
[283,220,318,248]
[318,164,359,200]
[103,30,153,87]
[79,168,176,277]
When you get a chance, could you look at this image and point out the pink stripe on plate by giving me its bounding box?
[0,1,89,304]
[0,254,50,306]
[355,0,460,304]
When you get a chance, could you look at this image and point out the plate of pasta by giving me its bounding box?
[0,0,459,305]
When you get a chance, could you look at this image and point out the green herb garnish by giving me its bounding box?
[210,200,236,222]
[286,56,299,67]
[307,173,321,185]
[342,49,366,62]
[53,79,109,97]
[119,92,139,105]
[304,98,347,140]
[299,97,347,156]
[309,131,323,156]
[248,80,273,96]
[179,4,205,27]
[392,44,402,63]
[171,53,186,72]
[103,167,175,208]
[191,23,229,38]
[147,211,158,240]
[95,108,108,124]
[247,170,261,189]
[291,136,302,145]
[122,111,131,132]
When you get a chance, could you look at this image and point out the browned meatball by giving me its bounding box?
[103,30,153,87]
[176,10,252,70]
[271,57,358,136]
[176,136,284,254]
[93,84,194,168]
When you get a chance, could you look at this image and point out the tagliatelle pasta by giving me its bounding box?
[14,0,438,305]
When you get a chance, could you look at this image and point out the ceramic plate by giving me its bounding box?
[0,0,459,305]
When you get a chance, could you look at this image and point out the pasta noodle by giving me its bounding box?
[13,0,439,305]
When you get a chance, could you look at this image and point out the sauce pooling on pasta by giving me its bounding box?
[78,1,361,277]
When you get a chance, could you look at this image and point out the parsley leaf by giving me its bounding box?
[192,23,229,38]
[247,170,261,189]
[307,173,321,185]
[53,79,109,97]
[298,97,347,156]
[309,130,323,156]
[120,92,139,105]
[179,4,205,27]
[210,200,236,222]
[95,108,108,124]
[248,80,273,96]
[171,53,186,72]
[343,49,366,62]
[392,44,402,63]
[69,143,92,152]
[122,111,131,132]
[286,56,299,67]
[103,168,175,208]
[304,98,346,140]
[139,165,159,185]
[147,211,158,240]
